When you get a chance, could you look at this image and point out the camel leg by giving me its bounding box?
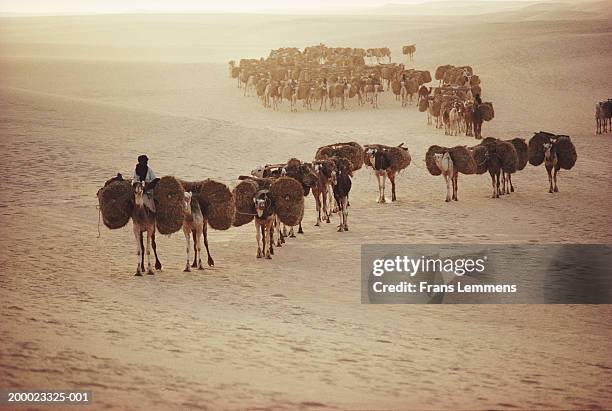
[151,231,162,270]
[553,168,559,192]
[264,223,271,259]
[322,187,331,223]
[289,225,296,238]
[490,172,498,198]
[444,174,451,202]
[314,190,321,227]
[342,197,349,231]
[183,229,191,272]
[202,223,214,267]
[389,171,397,202]
[509,173,515,193]
[380,173,387,203]
[191,230,198,267]
[195,228,204,270]
[298,218,304,234]
[256,222,263,258]
[134,227,143,276]
[146,230,154,274]
[546,166,554,193]
[452,170,458,201]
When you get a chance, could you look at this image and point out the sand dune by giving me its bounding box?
[0,12,611,410]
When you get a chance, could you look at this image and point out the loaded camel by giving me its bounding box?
[433,152,457,202]
[528,132,577,194]
[132,181,162,275]
[181,191,214,272]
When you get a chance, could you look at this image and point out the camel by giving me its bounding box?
[253,189,275,259]
[316,82,328,111]
[181,191,214,272]
[312,159,336,226]
[331,163,351,232]
[402,44,416,62]
[448,104,460,136]
[366,148,398,203]
[596,102,605,134]
[544,140,560,193]
[131,182,162,276]
[433,152,458,202]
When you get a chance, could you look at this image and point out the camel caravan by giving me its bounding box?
[228,43,432,111]
[97,133,576,275]
[418,64,495,139]
[425,132,576,201]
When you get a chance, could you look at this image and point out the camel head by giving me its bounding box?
[133,181,145,206]
[182,191,193,215]
[253,190,271,218]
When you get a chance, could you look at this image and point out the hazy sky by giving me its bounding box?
[0,0,561,14]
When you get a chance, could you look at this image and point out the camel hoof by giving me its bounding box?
[337,227,343,232]
[155,262,162,270]
[298,228,304,234]
[266,254,272,260]
[208,258,215,267]
[290,234,296,238]
[554,187,559,192]
[198,265,205,270]
[445,199,450,202]
[549,189,553,193]
[134,271,143,277]
[191,262,197,268]
[147,269,154,275]
[183,267,191,272]
[344,226,349,231]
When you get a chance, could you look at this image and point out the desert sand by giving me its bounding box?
[0,10,611,410]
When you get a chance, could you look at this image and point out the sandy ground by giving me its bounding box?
[1,13,611,410]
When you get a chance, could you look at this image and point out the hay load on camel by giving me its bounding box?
[555,136,577,170]
[363,144,411,172]
[232,180,259,227]
[480,102,495,121]
[315,142,364,171]
[509,138,528,171]
[97,177,134,229]
[270,176,304,226]
[496,140,518,174]
[426,145,477,175]
[183,179,236,230]
[470,145,489,175]
[154,176,186,235]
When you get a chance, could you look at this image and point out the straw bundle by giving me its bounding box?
[556,136,577,170]
[191,179,235,230]
[470,145,489,175]
[496,140,518,174]
[509,138,528,171]
[97,179,134,229]
[425,145,447,176]
[232,180,259,227]
[528,131,555,166]
[435,65,454,81]
[480,102,495,121]
[154,176,185,235]
[418,70,432,84]
[449,146,477,175]
[315,142,364,171]
[270,177,304,226]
